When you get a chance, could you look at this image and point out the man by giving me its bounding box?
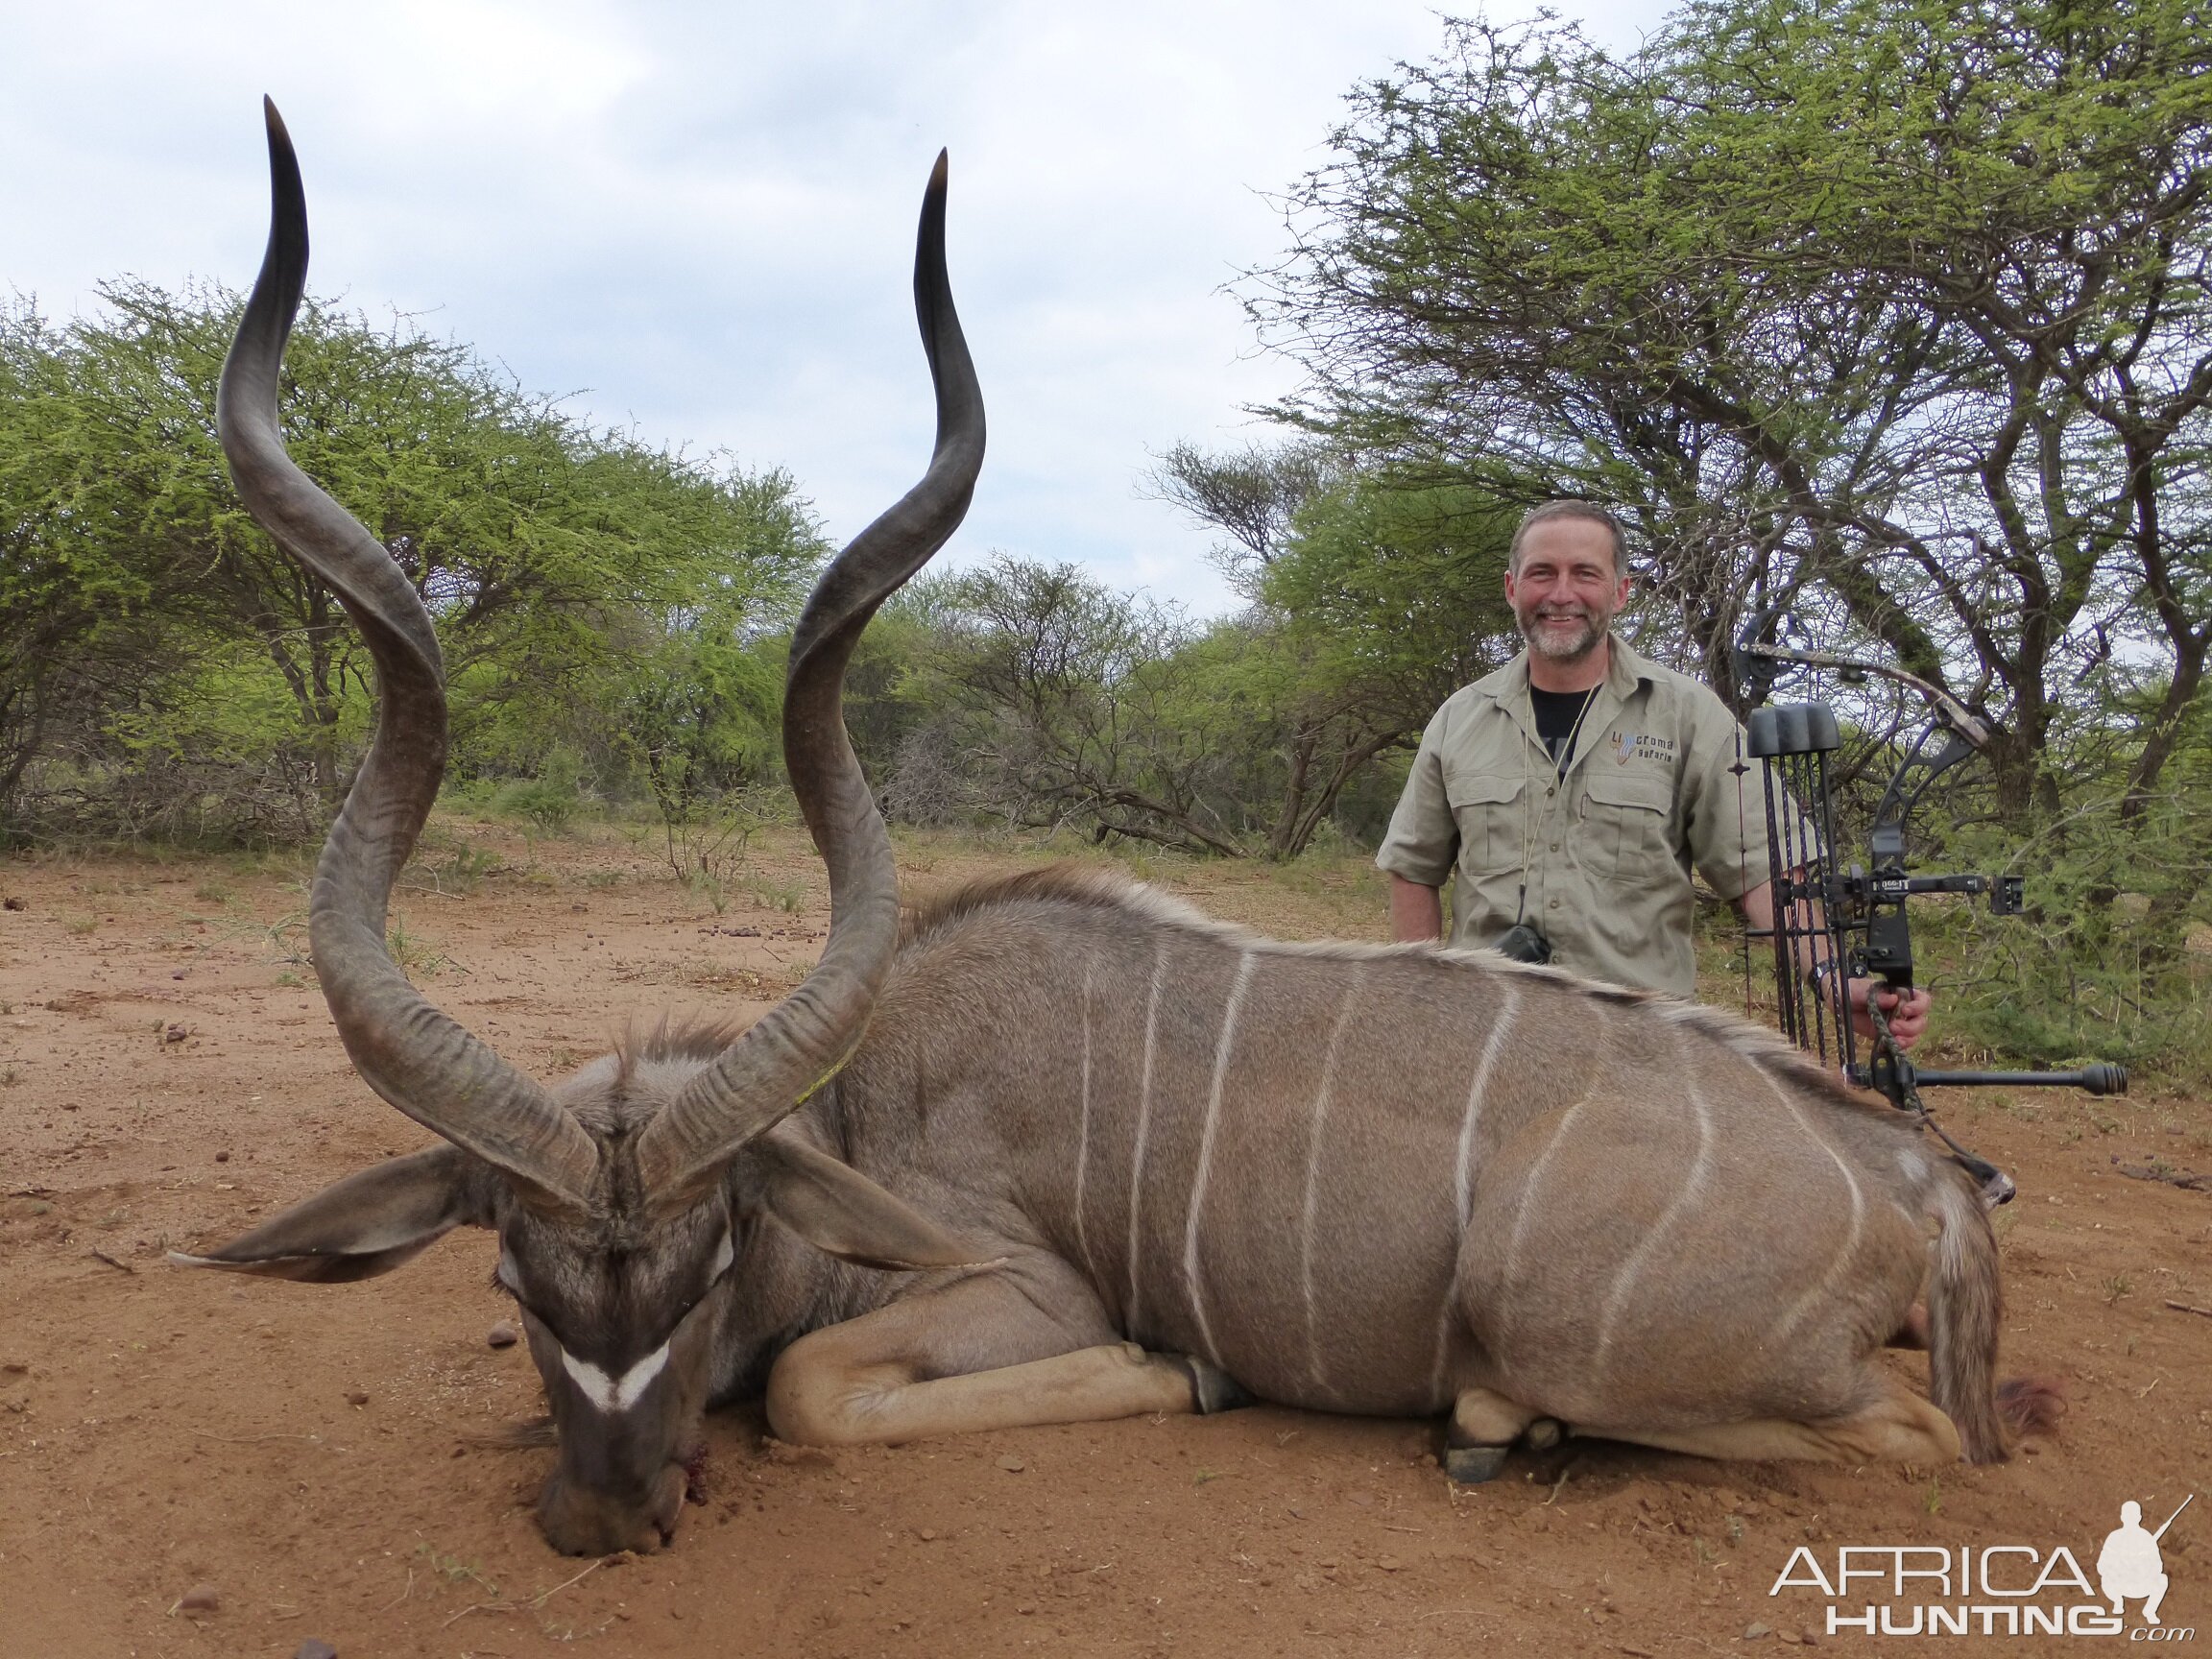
[1377,499,1930,1047]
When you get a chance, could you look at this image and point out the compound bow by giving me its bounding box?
[1730,609,2128,1204]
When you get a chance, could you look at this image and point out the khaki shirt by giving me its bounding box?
[1375,636,1769,997]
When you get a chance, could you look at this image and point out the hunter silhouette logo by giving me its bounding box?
[2102,1497,2190,1628]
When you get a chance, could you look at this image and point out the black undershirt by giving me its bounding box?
[1529,685,1599,776]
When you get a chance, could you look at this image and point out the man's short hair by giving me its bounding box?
[1509,500,1627,575]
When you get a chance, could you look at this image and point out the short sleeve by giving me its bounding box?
[1375,707,1459,887]
[1682,696,1771,902]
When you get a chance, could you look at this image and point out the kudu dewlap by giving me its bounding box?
[176,99,2014,1562]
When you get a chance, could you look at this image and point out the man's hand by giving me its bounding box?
[1848,977,1931,1049]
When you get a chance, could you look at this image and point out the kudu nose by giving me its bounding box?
[537,1464,687,1556]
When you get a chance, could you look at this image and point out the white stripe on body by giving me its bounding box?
[1299,963,1365,1395]
[1073,955,1097,1286]
[1590,1024,1715,1379]
[1497,1007,1608,1342]
[1182,950,1257,1368]
[1427,984,1524,1402]
[1125,940,1167,1333]
[1759,1069,1869,1347]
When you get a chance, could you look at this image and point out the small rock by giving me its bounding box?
[2,896,24,911]
[1743,1623,1771,1641]
[164,1022,188,1044]
[214,1150,229,1164]
[345,1388,370,1407]
[915,1527,937,1541]
[486,1320,519,1349]
[995,1455,1025,1474]
[295,1641,339,1659]
[171,968,187,980]
[1375,1555,1403,1572]
[1016,1602,1036,1616]
[178,1583,221,1615]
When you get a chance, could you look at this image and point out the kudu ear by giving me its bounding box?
[749,1131,994,1272]
[169,1145,490,1283]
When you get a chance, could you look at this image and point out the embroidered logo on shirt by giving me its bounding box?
[1613,730,1678,765]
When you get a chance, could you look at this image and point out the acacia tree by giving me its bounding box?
[1251,0,2212,819]
[1145,440,1523,855]
[1,283,821,837]
[1142,439,1343,597]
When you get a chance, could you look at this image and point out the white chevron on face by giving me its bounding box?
[561,1341,671,1414]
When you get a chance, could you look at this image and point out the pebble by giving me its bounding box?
[1743,1623,1771,1641]
[486,1321,519,1349]
[178,1583,220,1615]
[345,1389,370,1407]
[214,1151,229,1164]
[295,1642,339,1659]
[915,1527,937,1541]
[995,1455,1025,1474]
[1375,1555,1404,1572]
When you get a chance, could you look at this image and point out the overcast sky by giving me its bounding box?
[6,1,1671,615]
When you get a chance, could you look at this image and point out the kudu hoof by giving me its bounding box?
[1443,1443,1510,1484]
[1174,1355,1255,1415]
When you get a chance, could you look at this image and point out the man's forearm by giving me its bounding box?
[1389,875,1444,943]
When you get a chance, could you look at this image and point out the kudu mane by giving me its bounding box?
[903,863,1884,1118]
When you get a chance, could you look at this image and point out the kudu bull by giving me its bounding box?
[178,102,2032,1556]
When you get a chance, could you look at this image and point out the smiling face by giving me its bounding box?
[1503,515,1630,668]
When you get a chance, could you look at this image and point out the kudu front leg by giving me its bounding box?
[763,1272,1237,1447]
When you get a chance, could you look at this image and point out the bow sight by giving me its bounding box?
[1731,612,2128,1204]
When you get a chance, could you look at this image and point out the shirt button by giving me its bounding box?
[1546,786,1556,798]
[1548,899,1560,909]
[1550,842,1559,852]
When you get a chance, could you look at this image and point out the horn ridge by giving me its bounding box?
[218,100,599,1211]
[635,152,985,1206]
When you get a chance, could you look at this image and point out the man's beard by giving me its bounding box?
[1519,606,1603,662]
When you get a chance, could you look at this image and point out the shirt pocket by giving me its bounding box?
[1579,768,1676,886]
[1443,768,1527,877]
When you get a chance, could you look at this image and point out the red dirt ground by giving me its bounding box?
[1,823,2206,1659]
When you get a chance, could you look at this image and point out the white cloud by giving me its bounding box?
[4,0,1671,614]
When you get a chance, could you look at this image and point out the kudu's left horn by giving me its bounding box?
[218,98,599,1212]
[633,151,985,1211]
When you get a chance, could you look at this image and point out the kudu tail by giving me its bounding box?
[1927,1177,2007,1462]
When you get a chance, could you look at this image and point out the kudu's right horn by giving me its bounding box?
[219,99,599,1212]
[633,151,985,1211]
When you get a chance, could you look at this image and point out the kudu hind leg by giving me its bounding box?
[1592,1377,1961,1466]
[764,1271,1206,1448]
